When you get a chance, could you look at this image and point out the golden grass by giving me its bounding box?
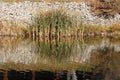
[0,21,27,36]
[83,23,120,36]
[83,25,105,34]
[90,0,120,16]
[0,19,120,37]
[105,24,120,36]
[31,9,76,38]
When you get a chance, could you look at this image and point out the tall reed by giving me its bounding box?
[31,9,76,39]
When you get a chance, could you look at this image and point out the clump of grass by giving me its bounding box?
[90,0,120,18]
[31,9,76,38]
[30,8,120,38]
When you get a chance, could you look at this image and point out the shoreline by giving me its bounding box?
[0,1,120,36]
[0,1,120,26]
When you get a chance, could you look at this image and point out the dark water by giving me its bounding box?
[0,37,120,80]
[0,70,106,80]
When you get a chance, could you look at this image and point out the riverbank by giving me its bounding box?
[0,1,120,26]
[0,1,120,36]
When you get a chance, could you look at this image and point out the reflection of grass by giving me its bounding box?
[109,37,120,44]
[0,38,89,71]
[83,25,105,34]
[90,51,120,74]
[83,37,103,45]
[0,37,26,51]
[34,40,74,62]
[90,42,118,67]
[0,37,119,71]
[31,37,105,70]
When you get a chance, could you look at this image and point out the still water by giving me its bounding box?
[0,37,120,80]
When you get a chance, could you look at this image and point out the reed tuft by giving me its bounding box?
[31,9,76,38]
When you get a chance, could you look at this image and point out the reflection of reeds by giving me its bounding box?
[90,42,117,67]
[90,45,120,76]
[109,37,120,44]
[0,37,25,50]
[0,37,91,71]
[0,37,119,71]
[34,39,74,62]
[33,37,103,67]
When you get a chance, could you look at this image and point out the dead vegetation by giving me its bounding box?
[90,0,120,18]
[0,20,27,36]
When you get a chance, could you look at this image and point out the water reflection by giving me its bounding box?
[0,70,104,80]
[0,69,120,80]
[0,37,119,79]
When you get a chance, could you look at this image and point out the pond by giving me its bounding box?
[0,37,120,80]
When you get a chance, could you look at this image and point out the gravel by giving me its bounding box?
[0,1,120,27]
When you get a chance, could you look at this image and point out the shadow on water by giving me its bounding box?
[0,37,120,80]
[0,69,119,80]
[0,69,110,80]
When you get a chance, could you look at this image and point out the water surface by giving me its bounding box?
[0,37,120,80]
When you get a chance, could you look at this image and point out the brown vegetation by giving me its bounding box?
[90,0,120,17]
[0,21,27,36]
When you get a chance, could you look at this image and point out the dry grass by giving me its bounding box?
[83,25,105,34]
[0,21,27,36]
[90,0,120,17]
[0,19,120,37]
[106,24,120,33]
[31,9,77,38]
